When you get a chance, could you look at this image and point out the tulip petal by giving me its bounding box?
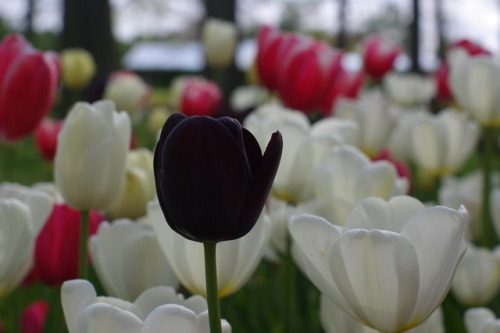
[401,205,468,322]
[142,304,198,333]
[329,229,420,332]
[73,303,143,333]
[61,280,99,333]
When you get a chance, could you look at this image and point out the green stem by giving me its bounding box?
[283,235,295,333]
[79,210,90,280]
[203,242,222,333]
[480,127,497,248]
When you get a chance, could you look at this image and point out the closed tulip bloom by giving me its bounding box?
[449,51,500,127]
[60,48,96,90]
[465,307,500,333]
[410,109,479,178]
[171,76,222,117]
[451,244,500,306]
[383,72,436,107]
[90,219,179,301]
[61,279,231,333]
[313,145,408,225]
[0,34,59,143]
[290,196,468,333]
[21,301,48,333]
[103,71,151,120]
[25,203,105,286]
[54,100,131,211]
[362,35,401,80]
[0,184,53,297]
[335,90,398,157]
[154,113,282,242]
[202,18,238,68]
[320,295,445,333]
[107,148,156,219]
[148,201,271,297]
[34,118,64,161]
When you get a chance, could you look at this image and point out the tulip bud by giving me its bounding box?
[21,301,48,333]
[34,118,64,161]
[0,34,59,143]
[171,76,222,117]
[362,35,401,80]
[154,114,282,242]
[60,48,96,90]
[54,100,131,211]
[201,18,238,68]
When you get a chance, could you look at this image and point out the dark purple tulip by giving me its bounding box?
[154,113,283,242]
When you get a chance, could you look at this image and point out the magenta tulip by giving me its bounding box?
[362,35,401,80]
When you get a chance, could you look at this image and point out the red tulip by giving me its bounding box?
[276,38,343,113]
[255,26,302,91]
[179,77,222,117]
[320,68,365,116]
[21,301,48,333]
[362,36,401,80]
[25,204,105,286]
[449,39,491,56]
[0,34,59,143]
[434,62,452,102]
[34,118,63,161]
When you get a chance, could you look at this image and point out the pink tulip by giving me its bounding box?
[362,36,401,80]
[34,118,63,161]
[179,77,222,117]
[450,39,491,56]
[276,38,343,113]
[21,301,48,333]
[255,26,302,91]
[0,34,59,143]
[24,204,105,286]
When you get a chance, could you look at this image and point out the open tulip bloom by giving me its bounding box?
[289,196,468,333]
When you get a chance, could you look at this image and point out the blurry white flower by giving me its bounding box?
[54,100,131,211]
[465,307,500,333]
[148,201,271,297]
[244,103,358,204]
[0,183,53,296]
[313,145,408,225]
[387,107,428,161]
[229,85,267,111]
[452,244,500,306]
[334,89,398,157]
[449,50,500,127]
[61,279,231,333]
[410,108,479,178]
[383,72,436,107]
[107,148,156,219]
[201,18,238,68]
[90,219,179,301]
[290,196,468,333]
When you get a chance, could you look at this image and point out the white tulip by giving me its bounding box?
[229,85,267,111]
[313,145,408,225]
[201,18,238,68]
[290,196,468,333]
[387,107,428,162]
[61,279,231,333]
[449,51,500,127]
[0,183,53,296]
[335,90,398,157]
[107,148,156,219]
[148,201,271,297]
[383,72,436,107]
[244,103,358,203]
[320,295,445,333]
[54,100,131,211]
[465,307,500,333]
[451,244,500,306]
[90,219,179,301]
[410,108,479,178]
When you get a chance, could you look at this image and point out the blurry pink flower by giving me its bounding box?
[21,301,48,333]
[362,36,401,80]
[173,77,222,117]
[0,34,59,143]
[34,118,63,161]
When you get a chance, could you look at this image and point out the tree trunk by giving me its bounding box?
[435,0,445,59]
[410,0,422,73]
[61,0,117,76]
[24,0,35,41]
[336,0,348,49]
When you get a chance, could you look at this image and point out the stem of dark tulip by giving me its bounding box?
[204,241,222,333]
[480,127,497,248]
[78,210,90,279]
